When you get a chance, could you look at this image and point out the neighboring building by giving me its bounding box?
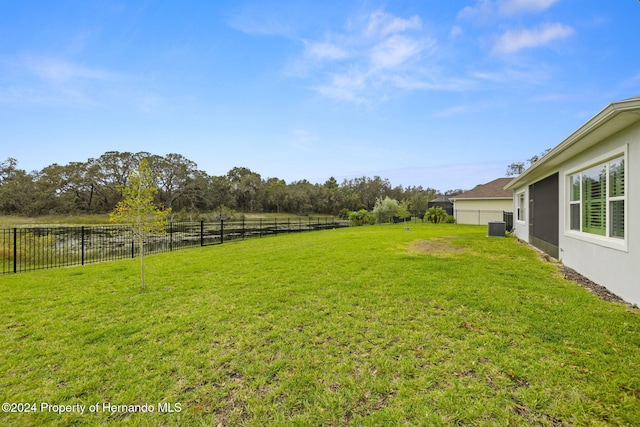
[505,97,640,305]
[428,195,453,216]
[449,178,513,225]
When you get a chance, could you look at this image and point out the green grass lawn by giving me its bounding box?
[1,223,639,426]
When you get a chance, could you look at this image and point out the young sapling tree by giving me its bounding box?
[110,158,171,290]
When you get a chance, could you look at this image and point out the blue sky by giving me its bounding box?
[1,0,639,192]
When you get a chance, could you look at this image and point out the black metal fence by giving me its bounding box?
[0,217,348,274]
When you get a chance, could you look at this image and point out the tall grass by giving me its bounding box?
[0,214,112,227]
[1,223,639,426]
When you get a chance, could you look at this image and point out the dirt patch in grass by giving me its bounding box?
[512,402,568,427]
[408,238,468,255]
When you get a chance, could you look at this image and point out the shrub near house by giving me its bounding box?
[424,206,446,223]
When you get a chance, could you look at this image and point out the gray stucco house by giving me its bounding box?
[505,97,640,305]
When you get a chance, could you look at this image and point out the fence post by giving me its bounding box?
[260,218,263,238]
[81,226,85,265]
[274,218,277,236]
[242,218,245,240]
[220,220,224,244]
[169,222,173,251]
[13,228,17,273]
[200,220,204,246]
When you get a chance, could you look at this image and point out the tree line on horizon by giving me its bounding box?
[0,151,464,219]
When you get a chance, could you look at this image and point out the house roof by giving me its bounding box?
[430,195,451,203]
[449,178,513,200]
[505,97,640,190]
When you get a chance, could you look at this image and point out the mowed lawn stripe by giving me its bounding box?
[1,223,639,426]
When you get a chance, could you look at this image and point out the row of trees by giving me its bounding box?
[347,198,453,227]
[1,151,461,218]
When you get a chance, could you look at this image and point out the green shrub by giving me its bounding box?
[444,214,456,224]
[349,209,376,226]
[338,208,351,220]
[372,197,399,224]
[397,199,412,221]
[424,206,446,223]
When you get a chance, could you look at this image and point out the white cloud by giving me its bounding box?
[492,23,575,54]
[283,6,568,105]
[498,0,559,16]
[0,54,162,110]
[471,65,550,85]
[368,35,428,70]
[313,70,369,104]
[433,104,473,118]
[22,56,118,83]
[458,0,494,21]
[306,41,349,60]
[459,0,559,21]
[449,26,463,40]
[2,54,119,84]
[365,11,422,37]
[294,10,444,105]
[227,4,295,37]
[0,55,118,107]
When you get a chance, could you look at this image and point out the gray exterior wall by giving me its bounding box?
[557,120,639,305]
[512,120,640,304]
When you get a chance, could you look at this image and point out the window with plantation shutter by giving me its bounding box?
[567,155,625,241]
[609,158,625,238]
[581,165,606,236]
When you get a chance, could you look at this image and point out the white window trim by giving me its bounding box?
[516,191,526,223]
[564,145,628,252]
